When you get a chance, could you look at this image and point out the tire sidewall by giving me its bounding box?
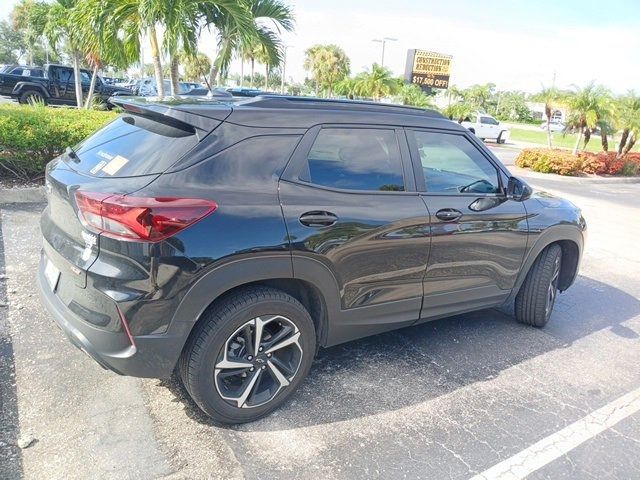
[20,90,45,104]
[188,296,316,423]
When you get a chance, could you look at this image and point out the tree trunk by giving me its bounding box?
[583,128,591,150]
[84,64,99,109]
[169,55,180,96]
[622,133,636,157]
[240,57,244,87]
[149,26,164,99]
[572,126,583,155]
[264,63,268,90]
[72,53,83,108]
[249,58,255,88]
[618,128,630,157]
[546,113,552,149]
[601,131,608,152]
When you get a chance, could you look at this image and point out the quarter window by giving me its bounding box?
[410,131,501,194]
[303,128,404,191]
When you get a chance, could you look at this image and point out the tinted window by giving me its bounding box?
[303,128,404,191]
[70,114,200,177]
[411,131,500,194]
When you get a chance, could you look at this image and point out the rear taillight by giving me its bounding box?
[75,191,217,242]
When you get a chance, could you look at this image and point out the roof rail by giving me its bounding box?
[241,95,445,118]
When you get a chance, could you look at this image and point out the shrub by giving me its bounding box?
[0,104,116,179]
[515,148,640,176]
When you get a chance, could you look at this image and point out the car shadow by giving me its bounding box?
[158,274,639,431]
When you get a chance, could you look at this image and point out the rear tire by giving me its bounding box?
[179,286,316,424]
[18,90,46,105]
[515,244,562,327]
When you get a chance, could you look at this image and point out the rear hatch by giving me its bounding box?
[41,99,232,286]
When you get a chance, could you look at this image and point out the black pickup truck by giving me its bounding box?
[0,63,131,106]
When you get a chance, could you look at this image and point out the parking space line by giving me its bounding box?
[470,386,640,480]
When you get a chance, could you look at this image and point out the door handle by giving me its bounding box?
[299,211,338,227]
[435,208,463,222]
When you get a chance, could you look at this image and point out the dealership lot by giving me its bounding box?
[1,148,639,479]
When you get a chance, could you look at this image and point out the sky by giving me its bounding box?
[3,0,639,93]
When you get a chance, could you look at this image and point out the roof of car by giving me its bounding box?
[111,95,462,131]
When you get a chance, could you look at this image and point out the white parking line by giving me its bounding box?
[470,387,640,480]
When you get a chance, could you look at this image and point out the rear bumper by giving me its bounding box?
[37,254,186,378]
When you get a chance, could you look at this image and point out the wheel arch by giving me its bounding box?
[509,225,584,303]
[13,82,50,99]
[170,255,338,363]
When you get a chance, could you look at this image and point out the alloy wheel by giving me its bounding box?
[545,255,561,318]
[214,315,303,409]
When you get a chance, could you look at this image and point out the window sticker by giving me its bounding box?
[101,155,129,175]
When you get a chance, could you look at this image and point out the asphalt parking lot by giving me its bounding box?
[1,147,639,479]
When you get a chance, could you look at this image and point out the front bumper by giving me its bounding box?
[37,254,186,378]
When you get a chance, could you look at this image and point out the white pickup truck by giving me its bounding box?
[460,112,510,144]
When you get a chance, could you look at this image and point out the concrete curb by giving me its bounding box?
[0,187,46,204]
[508,166,640,185]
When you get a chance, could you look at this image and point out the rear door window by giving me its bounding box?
[301,128,405,191]
[69,114,200,177]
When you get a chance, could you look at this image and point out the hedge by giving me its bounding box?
[0,104,117,179]
[515,148,640,177]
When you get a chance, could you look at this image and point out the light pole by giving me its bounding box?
[372,37,397,67]
[280,46,292,95]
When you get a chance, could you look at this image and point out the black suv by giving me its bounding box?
[37,96,586,424]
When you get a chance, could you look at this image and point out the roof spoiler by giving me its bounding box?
[109,96,232,135]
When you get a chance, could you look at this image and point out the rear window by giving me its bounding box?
[70,114,199,177]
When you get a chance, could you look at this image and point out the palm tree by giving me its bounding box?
[462,83,495,110]
[206,0,293,86]
[533,86,563,148]
[334,76,360,99]
[44,0,85,107]
[304,44,350,97]
[162,0,202,95]
[355,63,396,101]
[109,0,166,98]
[616,91,640,157]
[565,83,612,154]
[72,0,138,108]
[397,83,433,108]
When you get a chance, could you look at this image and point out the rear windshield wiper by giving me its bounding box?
[65,146,80,163]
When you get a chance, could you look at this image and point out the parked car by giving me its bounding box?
[0,63,131,106]
[227,87,266,97]
[180,87,234,99]
[136,77,197,96]
[37,96,585,424]
[540,121,566,132]
[460,112,510,144]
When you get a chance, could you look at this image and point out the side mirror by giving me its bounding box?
[507,176,532,202]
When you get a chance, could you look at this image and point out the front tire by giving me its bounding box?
[515,244,562,327]
[18,90,46,105]
[179,286,316,424]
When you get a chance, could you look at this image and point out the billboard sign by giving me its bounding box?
[404,49,452,90]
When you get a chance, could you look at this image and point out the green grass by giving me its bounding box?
[509,128,639,153]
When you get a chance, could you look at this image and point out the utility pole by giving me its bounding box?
[372,37,397,67]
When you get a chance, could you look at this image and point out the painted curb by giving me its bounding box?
[0,187,46,204]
